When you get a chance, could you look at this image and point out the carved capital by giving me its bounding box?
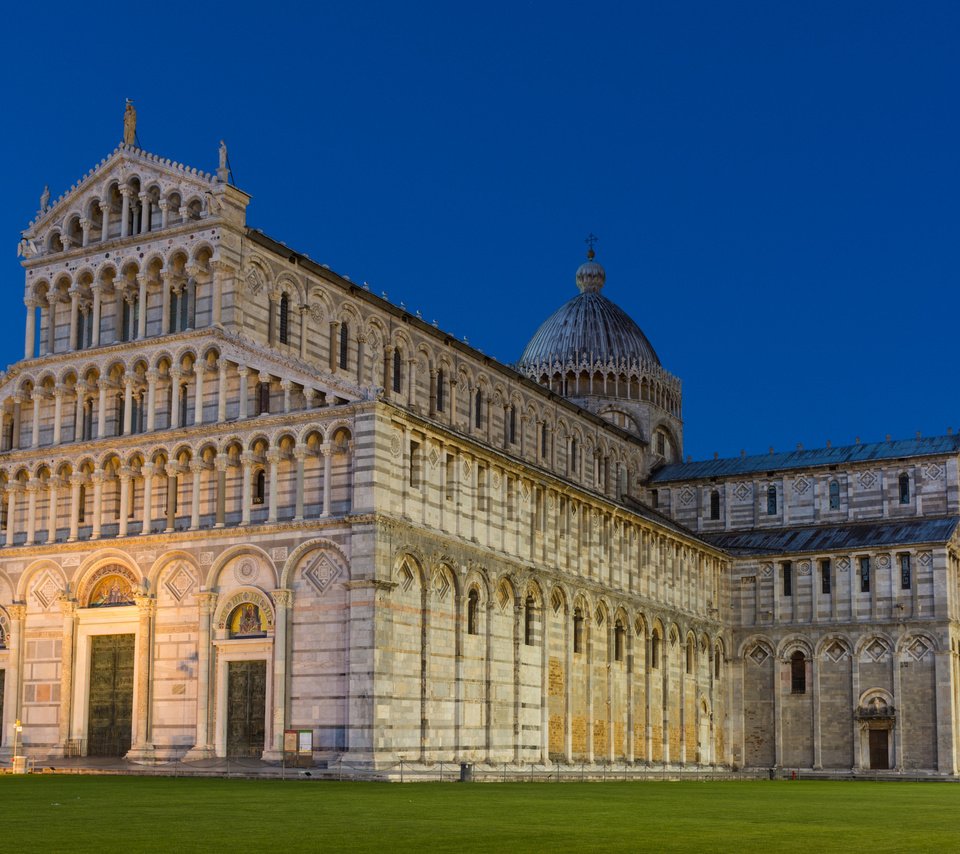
[272,588,294,609]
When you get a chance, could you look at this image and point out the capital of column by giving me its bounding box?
[236,364,249,378]
[240,452,255,468]
[99,201,111,215]
[165,463,180,478]
[134,594,157,617]
[298,304,308,316]
[8,603,27,621]
[53,385,65,399]
[24,297,38,309]
[90,471,105,484]
[138,192,150,205]
[266,450,281,465]
[119,186,134,198]
[30,388,46,403]
[157,199,169,212]
[58,595,78,617]
[279,379,292,391]
[69,473,86,487]
[185,263,201,279]
[146,369,159,383]
[119,466,134,481]
[79,217,90,230]
[272,588,294,609]
[26,478,41,493]
[293,447,308,462]
[140,463,155,477]
[190,461,206,475]
[215,455,229,472]
[160,271,176,284]
[197,591,219,615]
[136,273,150,288]
[258,371,271,384]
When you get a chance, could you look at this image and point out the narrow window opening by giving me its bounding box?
[339,323,349,370]
[710,489,720,520]
[278,293,290,344]
[467,589,479,636]
[474,389,482,428]
[573,608,584,654]
[409,440,422,489]
[767,485,777,515]
[392,349,402,394]
[829,479,840,510]
[782,561,793,597]
[900,553,912,590]
[791,651,806,694]
[820,558,832,595]
[253,469,266,505]
[524,595,536,646]
[899,473,910,505]
[614,620,625,663]
[436,369,445,412]
[651,632,660,669]
[859,556,871,593]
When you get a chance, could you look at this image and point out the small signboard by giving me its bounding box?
[284,728,313,767]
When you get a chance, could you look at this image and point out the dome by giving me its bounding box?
[518,253,661,368]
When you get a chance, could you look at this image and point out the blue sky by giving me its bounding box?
[2,2,958,461]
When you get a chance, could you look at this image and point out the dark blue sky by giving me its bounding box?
[3,2,958,461]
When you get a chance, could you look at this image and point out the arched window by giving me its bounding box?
[78,483,87,523]
[570,437,578,473]
[339,322,349,369]
[278,293,290,344]
[766,485,777,515]
[899,473,910,504]
[541,422,548,459]
[686,636,694,674]
[714,644,722,679]
[573,607,584,654]
[253,469,266,504]
[524,594,536,646]
[116,394,124,437]
[393,349,402,394]
[651,488,659,509]
[467,589,479,636]
[651,631,661,669]
[829,479,840,510]
[474,388,482,428]
[436,368,445,412]
[509,404,517,444]
[178,385,188,427]
[710,489,720,520]
[656,431,666,456]
[76,310,87,351]
[614,619,625,662]
[791,651,806,694]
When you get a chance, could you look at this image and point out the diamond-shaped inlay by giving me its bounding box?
[164,564,197,602]
[551,590,564,615]
[433,570,450,601]
[733,482,751,502]
[461,458,472,478]
[749,645,769,665]
[837,557,851,571]
[496,582,511,611]
[305,554,343,595]
[859,471,877,489]
[918,552,932,566]
[398,564,415,592]
[824,641,848,662]
[428,446,441,468]
[793,476,809,494]
[923,463,944,481]
[32,572,61,611]
[679,486,695,506]
[595,608,605,627]
[760,563,773,579]
[907,638,930,661]
[864,639,888,662]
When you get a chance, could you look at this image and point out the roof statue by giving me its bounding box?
[217,140,230,182]
[39,185,49,213]
[123,99,137,145]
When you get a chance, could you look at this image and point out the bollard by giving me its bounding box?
[460,763,473,783]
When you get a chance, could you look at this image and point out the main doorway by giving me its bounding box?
[868,729,889,770]
[87,634,135,757]
[226,660,266,758]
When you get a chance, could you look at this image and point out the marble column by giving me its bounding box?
[127,595,157,762]
[68,475,82,542]
[194,364,205,426]
[293,448,306,521]
[217,363,228,423]
[165,465,178,531]
[190,462,203,530]
[57,597,78,754]
[264,589,294,760]
[160,273,173,334]
[237,366,249,420]
[3,485,17,546]
[240,455,253,526]
[298,305,308,360]
[210,261,224,327]
[96,381,108,439]
[25,480,39,546]
[47,478,59,543]
[120,187,132,238]
[99,201,111,242]
[137,274,148,338]
[30,391,41,448]
[123,378,134,435]
[52,387,64,445]
[90,472,104,539]
[170,370,182,428]
[266,450,280,523]
[91,284,102,348]
[321,444,332,516]
[184,592,218,760]
[73,385,85,442]
[68,289,80,350]
[118,468,132,537]
[140,464,153,535]
[3,605,26,755]
[145,371,158,431]
[214,455,227,527]
[23,298,37,360]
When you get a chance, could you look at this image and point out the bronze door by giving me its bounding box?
[87,634,135,757]
[869,729,889,770]
[226,660,266,758]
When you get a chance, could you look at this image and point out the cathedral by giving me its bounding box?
[1,112,957,776]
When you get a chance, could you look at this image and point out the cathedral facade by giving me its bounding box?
[0,125,956,776]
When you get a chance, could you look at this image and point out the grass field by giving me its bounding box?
[1,776,958,852]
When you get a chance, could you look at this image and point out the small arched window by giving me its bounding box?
[474,388,483,428]
[436,369,445,412]
[899,473,910,504]
[467,589,480,636]
[339,322,349,369]
[278,293,290,344]
[573,607,584,654]
[651,631,661,669]
[541,422,549,459]
[791,651,806,694]
[524,594,536,646]
[686,636,695,674]
[253,469,266,505]
[78,483,87,523]
[710,489,720,520]
[767,485,777,515]
[829,479,840,510]
[570,437,578,473]
[393,349,402,394]
[509,405,517,444]
[714,644,722,679]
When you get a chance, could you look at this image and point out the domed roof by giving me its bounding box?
[518,252,661,368]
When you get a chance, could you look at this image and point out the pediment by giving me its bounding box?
[21,143,228,255]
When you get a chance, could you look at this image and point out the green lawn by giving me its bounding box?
[1,776,957,852]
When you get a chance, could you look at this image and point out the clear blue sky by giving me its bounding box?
[2,2,958,461]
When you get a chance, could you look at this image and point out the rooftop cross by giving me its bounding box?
[584,232,598,259]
